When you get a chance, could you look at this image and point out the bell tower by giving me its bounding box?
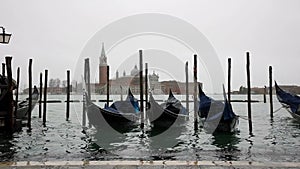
[99,43,108,85]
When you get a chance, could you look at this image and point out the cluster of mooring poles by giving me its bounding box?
[0,49,276,135]
[81,50,275,136]
[0,56,73,133]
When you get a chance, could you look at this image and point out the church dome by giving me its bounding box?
[130,65,139,76]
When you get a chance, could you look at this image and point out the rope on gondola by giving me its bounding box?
[273,106,284,114]
[237,115,250,121]
[238,106,284,121]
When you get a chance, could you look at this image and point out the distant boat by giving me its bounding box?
[198,85,239,133]
[275,81,300,121]
[85,88,140,133]
[147,89,188,128]
[16,86,39,120]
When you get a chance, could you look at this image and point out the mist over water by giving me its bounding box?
[0,94,299,162]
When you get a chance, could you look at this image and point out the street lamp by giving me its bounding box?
[0,26,12,44]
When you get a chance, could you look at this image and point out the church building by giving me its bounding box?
[97,43,201,95]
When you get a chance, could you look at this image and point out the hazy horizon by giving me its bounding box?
[1,0,300,93]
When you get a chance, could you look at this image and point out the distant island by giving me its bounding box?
[232,85,300,95]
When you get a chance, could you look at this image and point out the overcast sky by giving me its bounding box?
[0,0,299,93]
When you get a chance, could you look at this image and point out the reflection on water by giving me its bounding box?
[245,135,254,160]
[85,120,189,160]
[0,134,15,161]
[0,94,299,162]
[212,132,241,161]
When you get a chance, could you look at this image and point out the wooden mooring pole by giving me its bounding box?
[228,58,231,103]
[263,86,267,103]
[43,69,48,126]
[246,52,252,134]
[145,63,148,110]
[185,61,189,117]
[27,59,33,130]
[5,57,14,132]
[120,86,123,101]
[82,58,90,128]
[193,54,198,130]
[2,63,5,76]
[87,61,91,102]
[139,50,144,130]
[269,66,273,118]
[14,67,20,117]
[66,70,70,121]
[106,66,109,106]
[39,73,42,118]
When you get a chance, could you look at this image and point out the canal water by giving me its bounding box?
[0,94,299,163]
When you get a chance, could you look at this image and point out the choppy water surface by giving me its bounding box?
[0,94,299,162]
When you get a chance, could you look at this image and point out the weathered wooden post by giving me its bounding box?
[145,63,148,109]
[246,52,252,134]
[263,86,267,103]
[82,77,86,128]
[106,66,110,106]
[185,61,189,116]
[5,57,14,132]
[14,67,20,117]
[228,58,232,103]
[269,66,273,118]
[193,54,198,130]
[43,69,48,126]
[86,60,91,100]
[120,86,123,101]
[82,58,90,128]
[39,73,42,118]
[139,50,144,130]
[27,59,33,130]
[2,63,5,76]
[66,70,70,121]
[144,63,149,121]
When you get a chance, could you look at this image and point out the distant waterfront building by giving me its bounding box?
[109,66,160,94]
[99,43,108,86]
[95,43,202,95]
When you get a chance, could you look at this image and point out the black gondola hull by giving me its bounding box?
[214,116,239,133]
[87,103,140,133]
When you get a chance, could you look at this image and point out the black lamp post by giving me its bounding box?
[0,26,12,44]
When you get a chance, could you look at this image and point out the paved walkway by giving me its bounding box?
[0,160,299,168]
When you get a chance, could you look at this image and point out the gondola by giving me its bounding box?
[16,86,39,120]
[147,89,188,129]
[198,85,239,133]
[85,88,140,133]
[275,81,300,121]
